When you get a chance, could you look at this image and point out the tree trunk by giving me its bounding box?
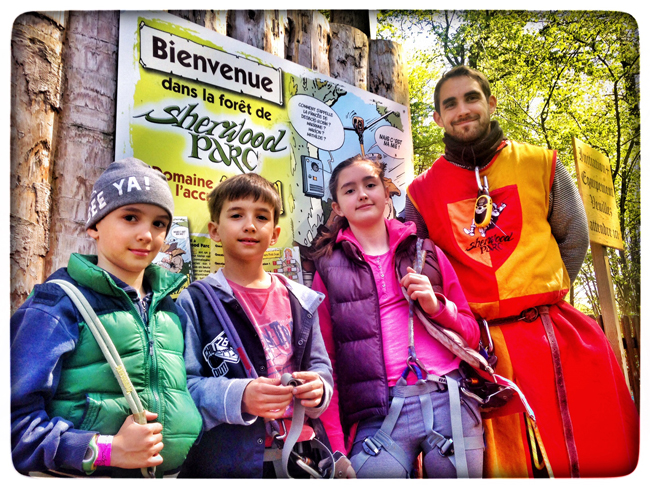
[329,23,368,90]
[227,10,287,58]
[44,11,121,279]
[10,12,65,313]
[368,39,409,106]
[330,10,371,38]
[286,10,330,75]
[168,10,227,34]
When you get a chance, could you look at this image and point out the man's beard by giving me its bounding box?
[447,117,491,145]
[442,120,505,169]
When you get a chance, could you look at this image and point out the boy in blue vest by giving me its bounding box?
[10,158,202,477]
[176,173,337,478]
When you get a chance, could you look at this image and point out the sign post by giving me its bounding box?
[572,137,629,387]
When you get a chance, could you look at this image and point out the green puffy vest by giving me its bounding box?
[47,254,202,473]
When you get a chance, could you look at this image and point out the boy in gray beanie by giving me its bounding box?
[10,157,202,478]
[85,157,175,232]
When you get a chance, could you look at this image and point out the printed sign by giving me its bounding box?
[572,137,624,250]
[152,217,193,297]
[116,11,413,283]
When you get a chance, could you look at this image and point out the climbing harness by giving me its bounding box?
[353,238,542,477]
[50,280,155,478]
[271,373,333,479]
[399,240,537,421]
[473,166,492,228]
[190,280,334,479]
[351,241,485,478]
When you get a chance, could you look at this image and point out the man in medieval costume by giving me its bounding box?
[403,65,638,478]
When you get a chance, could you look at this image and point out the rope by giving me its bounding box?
[51,280,154,478]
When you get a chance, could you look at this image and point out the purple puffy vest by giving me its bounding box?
[315,234,442,434]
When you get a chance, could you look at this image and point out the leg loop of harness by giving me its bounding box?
[354,430,413,475]
[351,392,413,475]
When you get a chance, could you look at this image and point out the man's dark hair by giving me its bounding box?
[434,65,492,114]
[207,173,282,224]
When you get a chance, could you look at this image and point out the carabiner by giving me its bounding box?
[475,166,488,192]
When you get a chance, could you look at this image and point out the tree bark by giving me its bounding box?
[227,10,287,58]
[329,23,368,90]
[167,10,227,34]
[368,39,409,106]
[10,12,65,313]
[286,10,330,75]
[44,11,121,281]
[330,10,371,38]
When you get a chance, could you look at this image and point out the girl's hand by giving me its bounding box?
[242,376,294,419]
[290,371,324,408]
[400,266,440,316]
[111,411,164,469]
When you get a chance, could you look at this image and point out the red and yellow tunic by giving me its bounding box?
[408,141,639,478]
[409,140,568,319]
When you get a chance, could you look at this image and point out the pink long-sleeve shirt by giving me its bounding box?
[312,219,478,453]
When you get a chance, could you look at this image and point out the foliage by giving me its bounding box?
[377,10,640,319]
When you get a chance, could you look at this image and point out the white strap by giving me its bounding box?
[50,280,154,478]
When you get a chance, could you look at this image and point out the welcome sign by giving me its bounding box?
[139,23,283,106]
[116,11,413,282]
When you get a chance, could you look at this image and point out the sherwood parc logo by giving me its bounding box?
[135,103,287,174]
[136,23,287,173]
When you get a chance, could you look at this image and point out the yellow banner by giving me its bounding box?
[572,137,624,250]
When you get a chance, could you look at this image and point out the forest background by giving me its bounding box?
[373,9,641,324]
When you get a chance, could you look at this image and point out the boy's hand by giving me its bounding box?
[242,376,293,419]
[111,411,164,469]
[290,371,324,408]
[400,266,440,316]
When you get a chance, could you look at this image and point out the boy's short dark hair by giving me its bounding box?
[434,65,492,114]
[207,173,282,224]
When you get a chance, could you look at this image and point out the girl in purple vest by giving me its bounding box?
[311,155,484,478]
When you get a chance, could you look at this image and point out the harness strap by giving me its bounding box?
[191,281,257,379]
[447,375,469,477]
[276,374,334,479]
[352,374,484,478]
[351,391,412,475]
[279,387,306,478]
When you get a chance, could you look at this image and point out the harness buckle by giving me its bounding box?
[362,437,381,457]
[270,419,288,447]
[519,307,539,322]
[438,438,454,457]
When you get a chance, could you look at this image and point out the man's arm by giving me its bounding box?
[400,195,430,239]
[548,161,590,284]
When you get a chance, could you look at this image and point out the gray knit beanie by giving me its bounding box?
[85,157,174,230]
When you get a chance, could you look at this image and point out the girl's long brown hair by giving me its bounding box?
[310,154,387,259]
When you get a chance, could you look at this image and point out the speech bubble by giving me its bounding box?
[288,95,344,151]
[373,125,405,159]
[172,227,189,239]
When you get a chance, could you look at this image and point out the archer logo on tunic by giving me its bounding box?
[203,331,240,377]
[447,185,521,269]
